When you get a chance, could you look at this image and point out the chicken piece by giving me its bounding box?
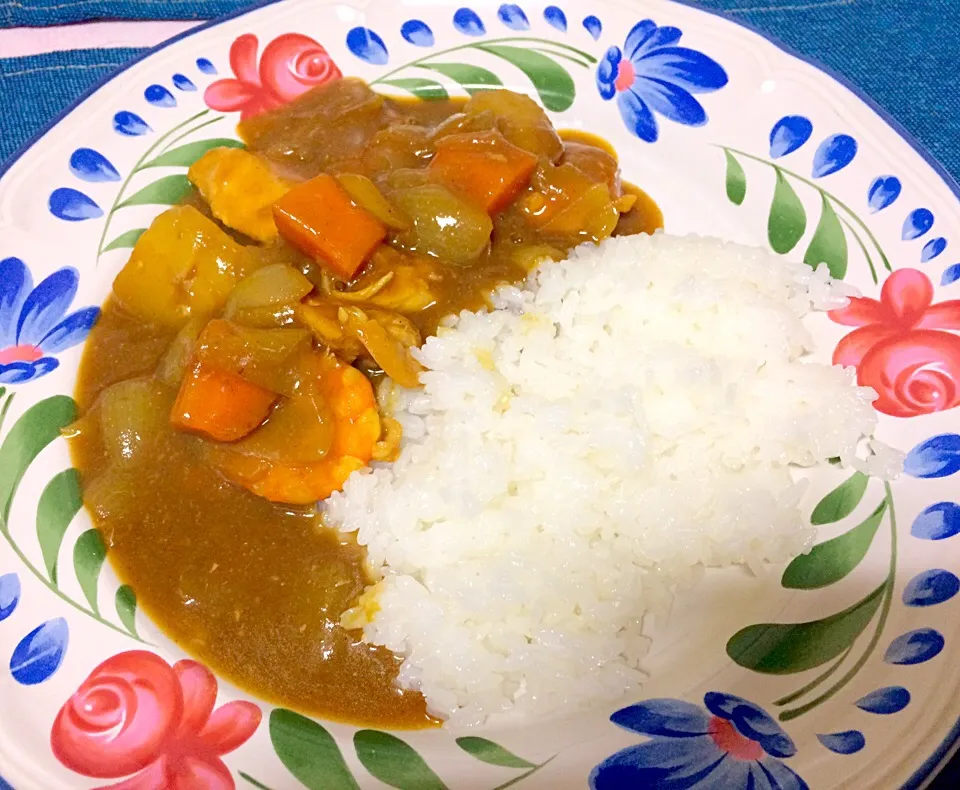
[367,262,437,312]
[295,301,365,362]
[296,301,422,386]
[188,147,289,242]
[337,306,423,388]
[327,247,439,314]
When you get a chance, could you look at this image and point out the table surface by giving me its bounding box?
[1,1,958,788]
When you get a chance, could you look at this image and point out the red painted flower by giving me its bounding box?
[51,651,261,789]
[205,33,342,119]
[829,268,960,417]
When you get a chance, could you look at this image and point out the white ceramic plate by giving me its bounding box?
[2,1,960,788]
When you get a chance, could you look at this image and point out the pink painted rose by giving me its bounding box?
[51,650,261,790]
[205,33,342,119]
[830,268,960,417]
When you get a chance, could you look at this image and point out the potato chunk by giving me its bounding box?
[112,205,257,328]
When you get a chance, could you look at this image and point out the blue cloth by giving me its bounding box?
[1,0,248,26]
[1,48,140,164]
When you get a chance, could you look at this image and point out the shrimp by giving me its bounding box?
[211,352,381,504]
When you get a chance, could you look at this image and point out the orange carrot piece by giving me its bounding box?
[429,132,538,214]
[171,365,278,442]
[273,174,387,280]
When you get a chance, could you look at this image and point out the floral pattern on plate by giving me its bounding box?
[1,1,960,788]
[830,268,960,417]
[51,651,261,789]
[590,694,807,789]
[595,19,727,142]
[0,258,98,385]
[205,33,342,120]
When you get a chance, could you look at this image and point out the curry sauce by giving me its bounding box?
[71,80,661,727]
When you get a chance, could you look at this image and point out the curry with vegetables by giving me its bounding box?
[70,79,662,726]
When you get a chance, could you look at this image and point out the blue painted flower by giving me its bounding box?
[591,693,808,790]
[0,258,99,385]
[595,19,727,142]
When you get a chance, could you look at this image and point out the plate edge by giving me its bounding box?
[1,0,959,787]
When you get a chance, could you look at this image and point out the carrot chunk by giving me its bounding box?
[429,131,538,214]
[273,174,387,280]
[171,365,278,442]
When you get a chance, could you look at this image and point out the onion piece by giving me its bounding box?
[391,184,492,266]
[97,378,172,465]
[158,316,206,388]
[321,271,396,302]
[224,264,314,317]
[335,173,411,231]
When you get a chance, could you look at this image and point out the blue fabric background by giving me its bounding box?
[0,2,958,787]
[2,48,139,165]
[1,0,245,26]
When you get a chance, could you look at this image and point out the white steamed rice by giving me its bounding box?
[324,233,895,726]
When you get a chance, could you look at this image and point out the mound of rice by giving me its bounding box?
[324,233,890,725]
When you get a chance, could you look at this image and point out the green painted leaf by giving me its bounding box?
[477,44,575,112]
[354,730,447,790]
[727,581,885,674]
[238,773,276,790]
[724,150,746,205]
[811,471,869,526]
[269,709,358,790]
[380,78,449,101]
[767,168,806,254]
[117,175,192,209]
[529,46,592,68]
[73,529,107,614]
[102,228,146,252]
[144,138,243,168]
[0,395,76,524]
[419,63,503,95]
[456,737,534,769]
[36,468,83,584]
[783,501,886,590]
[115,585,138,636]
[804,193,848,278]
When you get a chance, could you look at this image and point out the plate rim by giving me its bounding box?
[2,0,959,787]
